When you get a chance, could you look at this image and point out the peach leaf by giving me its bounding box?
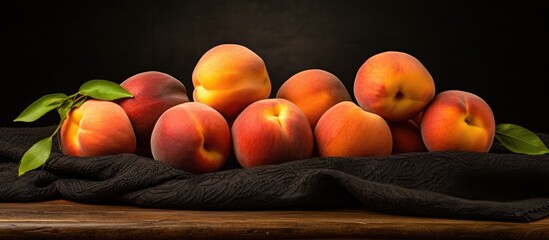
[495,123,549,155]
[13,93,68,122]
[18,136,53,176]
[79,79,133,100]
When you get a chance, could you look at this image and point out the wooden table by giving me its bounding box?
[0,200,548,240]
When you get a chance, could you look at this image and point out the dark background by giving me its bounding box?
[2,1,548,134]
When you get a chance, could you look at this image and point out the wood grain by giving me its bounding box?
[0,200,548,239]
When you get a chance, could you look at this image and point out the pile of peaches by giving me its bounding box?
[59,44,496,174]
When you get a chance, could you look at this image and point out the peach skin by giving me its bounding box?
[192,44,271,122]
[353,51,435,121]
[151,102,231,174]
[276,69,352,130]
[118,70,189,157]
[60,99,136,157]
[412,111,423,126]
[420,90,496,152]
[388,119,427,154]
[314,101,393,157]
[231,98,313,168]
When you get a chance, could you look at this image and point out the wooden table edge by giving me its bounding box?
[1,199,548,240]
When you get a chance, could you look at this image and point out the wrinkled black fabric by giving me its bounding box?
[1,126,549,222]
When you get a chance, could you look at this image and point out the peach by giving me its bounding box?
[117,71,190,157]
[420,90,496,152]
[150,102,231,174]
[314,101,393,157]
[388,119,427,154]
[411,111,423,127]
[231,98,313,168]
[353,51,435,121]
[60,99,136,157]
[275,69,352,129]
[192,44,271,122]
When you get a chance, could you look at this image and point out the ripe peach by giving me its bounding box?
[276,69,352,129]
[353,51,435,121]
[420,90,496,152]
[150,102,231,174]
[192,44,271,122]
[231,98,313,168]
[388,119,427,154]
[117,71,190,157]
[314,101,393,157]
[60,99,136,157]
[412,111,423,127]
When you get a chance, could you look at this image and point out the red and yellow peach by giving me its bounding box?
[192,44,271,123]
[314,101,393,157]
[117,71,189,157]
[150,102,231,174]
[420,90,496,152]
[60,99,137,157]
[276,69,352,130]
[354,51,435,122]
[231,98,313,168]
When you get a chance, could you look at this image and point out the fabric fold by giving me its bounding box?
[1,126,549,222]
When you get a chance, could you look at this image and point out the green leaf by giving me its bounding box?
[72,96,87,108]
[57,97,75,120]
[495,123,549,155]
[18,136,53,176]
[13,93,68,122]
[79,79,133,100]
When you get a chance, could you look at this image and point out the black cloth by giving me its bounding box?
[1,126,549,223]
